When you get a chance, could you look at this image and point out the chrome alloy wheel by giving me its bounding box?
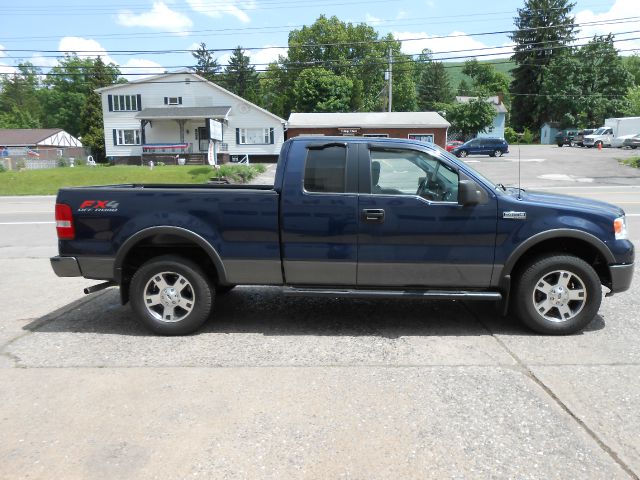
[143,271,195,323]
[532,270,587,322]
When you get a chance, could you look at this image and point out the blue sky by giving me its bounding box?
[0,0,637,78]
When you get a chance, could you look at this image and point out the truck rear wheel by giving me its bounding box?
[513,255,601,335]
[129,255,214,335]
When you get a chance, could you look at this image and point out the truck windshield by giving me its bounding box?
[594,127,607,135]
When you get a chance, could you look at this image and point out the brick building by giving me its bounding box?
[286,112,450,148]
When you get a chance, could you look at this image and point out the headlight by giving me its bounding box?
[614,216,628,240]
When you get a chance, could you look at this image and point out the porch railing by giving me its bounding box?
[142,143,192,154]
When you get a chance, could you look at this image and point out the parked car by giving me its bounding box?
[555,129,578,147]
[573,129,596,147]
[623,134,640,149]
[50,136,634,336]
[445,140,463,152]
[612,133,639,148]
[451,138,509,158]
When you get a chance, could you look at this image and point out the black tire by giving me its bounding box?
[216,285,236,294]
[129,255,214,335]
[557,143,563,147]
[459,150,468,158]
[494,149,503,157]
[512,255,601,335]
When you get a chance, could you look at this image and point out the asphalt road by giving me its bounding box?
[1,145,639,479]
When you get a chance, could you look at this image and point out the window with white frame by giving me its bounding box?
[167,97,181,105]
[238,128,273,145]
[113,95,138,111]
[116,129,141,145]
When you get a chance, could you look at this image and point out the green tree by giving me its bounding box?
[417,57,453,111]
[80,57,121,161]
[192,42,220,81]
[222,46,260,102]
[293,67,353,112]
[622,54,640,86]
[0,63,44,128]
[625,86,640,116]
[445,98,496,138]
[457,78,471,96]
[541,35,633,127]
[461,59,510,101]
[258,60,294,119]
[510,0,576,130]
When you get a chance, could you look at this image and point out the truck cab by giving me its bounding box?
[583,127,614,148]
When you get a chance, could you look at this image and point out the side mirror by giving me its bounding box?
[458,179,483,206]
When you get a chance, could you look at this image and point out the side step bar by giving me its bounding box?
[283,287,502,301]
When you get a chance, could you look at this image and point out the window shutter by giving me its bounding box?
[236,128,240,144]
[269,127,274,144]
[178,97,183,105]
[112,129,117,146]
[108,95,113,112]
[137,94,142,111]
[164,97,168,105]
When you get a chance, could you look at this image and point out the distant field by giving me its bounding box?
[444,59,515,91]
[0,163,266,196]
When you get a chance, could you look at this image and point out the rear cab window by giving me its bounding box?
[303,146,347,193]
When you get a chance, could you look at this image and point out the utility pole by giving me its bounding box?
[388,46,393,112]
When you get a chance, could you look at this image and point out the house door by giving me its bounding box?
[197,127,208,151]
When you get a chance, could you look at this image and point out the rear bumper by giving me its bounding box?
[50,256,81,277]
[50,256,115,280]
[609,263,634,294]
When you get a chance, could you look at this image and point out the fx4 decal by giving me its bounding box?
[78,200,120,212]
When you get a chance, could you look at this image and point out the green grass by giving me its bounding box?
[0,163,267,196]
[620,156,640,168]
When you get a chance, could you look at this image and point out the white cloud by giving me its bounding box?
[117,1,193,35]
[186,0,256,24]
[247,46,288,67]
[120,58,166,80]
[0,63,17,75]
[393,30,513,60]
[575,0,640,54]
[58,37,118,64]
[366,14,382,26]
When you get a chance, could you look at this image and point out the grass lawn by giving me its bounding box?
[0,163,267,196]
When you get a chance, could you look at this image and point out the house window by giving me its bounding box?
[166,96,182,105]
[408,134,434,143]
[116,129,141,146]
[237,128,274,145]
[113,95,138,111]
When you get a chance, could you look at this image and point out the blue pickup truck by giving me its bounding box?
[51,136,634,335]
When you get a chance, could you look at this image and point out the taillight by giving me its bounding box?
[55,203,75,240]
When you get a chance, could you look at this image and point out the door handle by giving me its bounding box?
[362,208,385,223]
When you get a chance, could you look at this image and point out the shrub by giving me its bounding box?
[57,158,68,167]
[620,156,640,168]
[504,127,518,144]
[0,163,5,173]
[521,127,535,144]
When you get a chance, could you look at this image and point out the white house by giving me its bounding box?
[454,96,508,139]
[96,70,286,164]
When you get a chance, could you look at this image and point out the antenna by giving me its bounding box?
[516,133,523,200]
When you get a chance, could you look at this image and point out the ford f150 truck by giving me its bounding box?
[51,137,634,335]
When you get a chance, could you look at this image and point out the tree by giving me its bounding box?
[258,60,294,119]
[625,86,640,116]
[292,67,353,112]
[622,54,640,86]
[80,57,122,161]
[540,35,633,127]
[461,59,510,101]
[0,63,44,128]
[222,46,260,102]
[417,57,453,111]
[445,99,496,138]
[510,0,576,130]
[192,42,220,81]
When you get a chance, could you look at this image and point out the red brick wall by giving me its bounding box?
[286,127,447,148]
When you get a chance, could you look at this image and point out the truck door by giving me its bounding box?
[357,143,498,288]
[280,141,359,285]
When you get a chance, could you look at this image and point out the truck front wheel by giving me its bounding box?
[130,255,214,335]
[513,255,601,335]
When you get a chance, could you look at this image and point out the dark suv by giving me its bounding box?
[555,129,579,147]
[573,129,596,147]
[451,137,509,158]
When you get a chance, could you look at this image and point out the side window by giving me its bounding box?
[370,149,459,202]
[304,146,346,193]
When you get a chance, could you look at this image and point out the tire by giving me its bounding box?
[459,150,468,158]
[216,285,236,294]
[129,255,214,335]
[512,255,602,335]
[557,143,563,147]
[494,149,503,157]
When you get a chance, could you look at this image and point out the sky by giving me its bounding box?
[0,0,638,79]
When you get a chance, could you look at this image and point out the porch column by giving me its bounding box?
[176,120,186,143]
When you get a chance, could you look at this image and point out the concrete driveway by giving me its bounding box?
[1,145,639,479]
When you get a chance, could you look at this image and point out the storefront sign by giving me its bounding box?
[338,127,361,136]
